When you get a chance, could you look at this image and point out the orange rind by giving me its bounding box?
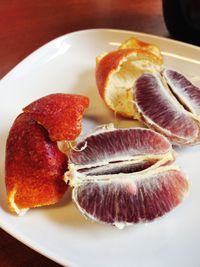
[23,93,89,141]
[119,36,163,65]
[5,113,68,214]
[5,93,89,214]
[96,46,163,118]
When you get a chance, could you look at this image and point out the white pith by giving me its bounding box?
[135,74,199,143]
[67,151,174,187]
[70,153,171,171]
[9,188,29,216]
[104,53,162,117]
[76,156,163,175]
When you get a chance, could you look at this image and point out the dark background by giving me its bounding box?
[0,0,168,79]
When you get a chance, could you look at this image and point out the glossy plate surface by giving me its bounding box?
[0,29,200,267]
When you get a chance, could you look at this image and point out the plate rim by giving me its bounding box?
[1,28,200,83]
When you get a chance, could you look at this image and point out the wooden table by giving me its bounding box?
[0,0,168,266]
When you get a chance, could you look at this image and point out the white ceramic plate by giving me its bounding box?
[1,29,200,267]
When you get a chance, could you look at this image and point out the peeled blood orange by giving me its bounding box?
[134,73,200,145]
[66,127,188,228]
[163,69,200,118]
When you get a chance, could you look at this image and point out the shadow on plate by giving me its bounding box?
[45,200,136,232]
[43,190,105,230]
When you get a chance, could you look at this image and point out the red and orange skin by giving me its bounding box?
[5,93,89,213]
[23,93,89,141]
[5,113,68,211]
[118,37,163,64]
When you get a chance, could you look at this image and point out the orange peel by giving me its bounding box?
[5,93,89,214]
[96,46,163,118]
[119,36,163,65]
